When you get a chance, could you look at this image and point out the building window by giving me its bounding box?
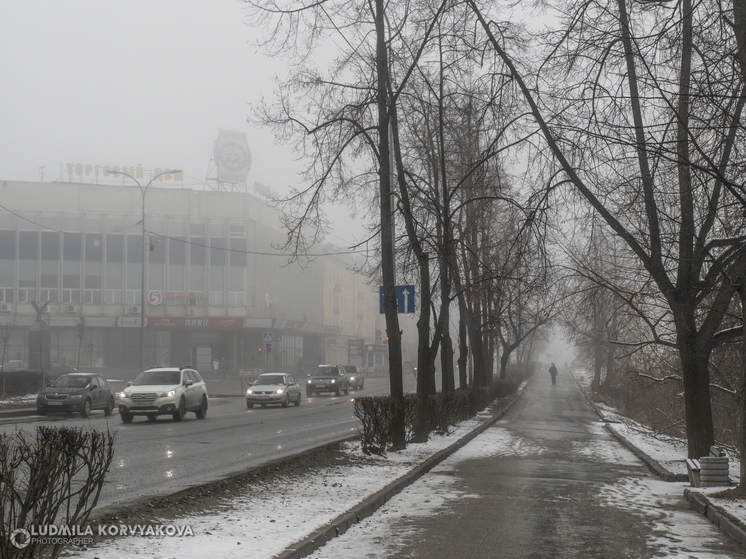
[230,224,245,238]
[39,289,58,303]
[84,290,102,304]
[209,292,225,306]
[61,289,79,304]
[229,292,244,307]
[106,290,123,304]
[230,239,247,267]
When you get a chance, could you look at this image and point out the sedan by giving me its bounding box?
[246,373,302,408]
[306,364,349,397]
[339,364,365,390]
[36,372,116,417]
[1,360,28,372]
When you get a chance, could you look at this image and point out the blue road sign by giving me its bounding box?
[379,285,416,314]
[262,331,273,343]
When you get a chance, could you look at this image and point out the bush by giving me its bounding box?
[1,371,53,399]
[354,370,531,455]
[0,426,115,559]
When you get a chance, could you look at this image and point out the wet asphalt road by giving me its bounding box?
[0,375,413,509]
[381,375,746,558]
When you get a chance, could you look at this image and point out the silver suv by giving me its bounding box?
[117,367,208,423]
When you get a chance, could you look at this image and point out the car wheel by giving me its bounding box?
[37,409,47,416]
[104,396,115,417]
[344,385,349,395]
[81,398,91,418]
[282,394,289,408]
[306,388,312,397]
[147,414,157,422]
[195,395,208,419]
[246,401,254,409]
[121,411,133,424]
[173,397,186,421]
[360,380,364,389]
[335,386,340,396]
[294,393,301,406]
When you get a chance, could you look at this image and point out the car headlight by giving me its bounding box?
[160,390,176,398]
[116,391,127,399]
[70,394,83,400]
[307,380,312,384]
[349,376,356,382]
[246,389,254,395]
[331,379,336,384]
[275,388,285,394]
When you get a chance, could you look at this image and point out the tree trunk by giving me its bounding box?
[457,302,468,389]
[737,282,746,490]
[676,327,715,459]
[441,329,455,392]
[592,342,603,392]
[375,0,405,451]
[414,254,433,442]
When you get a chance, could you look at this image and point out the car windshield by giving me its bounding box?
[50,376,90,388]
[254,374,285,385]
[133,371,182,386]
[342,367,356,374]
[311,367,336,377]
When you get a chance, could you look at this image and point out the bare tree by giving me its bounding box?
[467,0,746,459]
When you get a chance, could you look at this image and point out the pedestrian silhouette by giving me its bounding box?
[549,362,558,385]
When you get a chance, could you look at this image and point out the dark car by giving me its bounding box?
[339,364,364,390]
[306,364,349,397]
[36,372,116,417]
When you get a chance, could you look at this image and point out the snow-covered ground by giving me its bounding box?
[23,374,744,558]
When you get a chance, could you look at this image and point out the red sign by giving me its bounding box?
[119,316,246,329]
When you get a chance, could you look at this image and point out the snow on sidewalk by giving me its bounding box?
[67,415,492,559]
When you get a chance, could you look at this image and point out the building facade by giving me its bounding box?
[0,179,384,376]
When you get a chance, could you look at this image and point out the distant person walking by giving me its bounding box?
[549,362,558,385]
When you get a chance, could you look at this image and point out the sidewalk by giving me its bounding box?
[304,374,746,558]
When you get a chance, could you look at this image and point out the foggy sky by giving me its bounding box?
[0,1,363,246]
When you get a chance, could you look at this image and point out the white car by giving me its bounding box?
[246,373,302,408]
[117,367,208,423]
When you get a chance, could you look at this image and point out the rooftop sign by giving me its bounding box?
[65,163,183,182]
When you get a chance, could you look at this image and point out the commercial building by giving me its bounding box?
[0,178,385,376]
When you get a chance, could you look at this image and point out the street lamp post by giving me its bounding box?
[107,169,181,372]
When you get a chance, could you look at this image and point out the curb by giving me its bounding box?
[603,424,688,482]
[274,377,532,559]
[571,372,746,550]
[570,372,687,482]
[0,407,37,418]
[684,488,746,549]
